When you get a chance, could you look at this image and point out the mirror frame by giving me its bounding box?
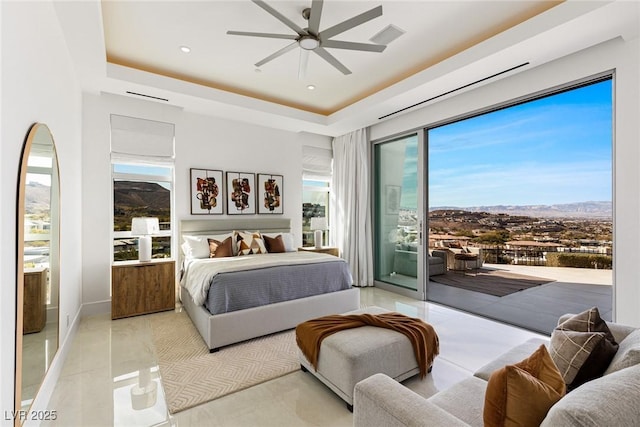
[15,123,60,425]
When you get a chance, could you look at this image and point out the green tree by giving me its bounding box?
[476,230,510,245]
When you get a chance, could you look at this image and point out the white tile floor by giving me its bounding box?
[46,287,547,427]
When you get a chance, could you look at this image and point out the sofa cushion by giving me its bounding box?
[550,307,618,390]
[541,364,640,427]
[474,338,548,381]
[428,376,487,427]
[428,256,443,265]
[604,329,640,375]
[484,345,565,427]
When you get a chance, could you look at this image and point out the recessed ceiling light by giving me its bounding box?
[179,46,191,53]
[307,85,316,90]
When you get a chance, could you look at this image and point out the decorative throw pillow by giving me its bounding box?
[550,307,618,390]
[234,231,268,255]
[604,329,640,375]
[484,344,566,427]
[208,237,234,258]
[262,232,295,252]
[556,307,617,343]
[263,234,286,253]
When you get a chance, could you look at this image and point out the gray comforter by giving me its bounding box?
[181,252,353,315]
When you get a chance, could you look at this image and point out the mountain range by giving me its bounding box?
[430,201,612,219]
[114,181,170,210]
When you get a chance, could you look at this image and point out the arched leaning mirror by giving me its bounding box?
[15,123,60,424]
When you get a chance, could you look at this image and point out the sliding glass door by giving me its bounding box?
[373,133,425,299]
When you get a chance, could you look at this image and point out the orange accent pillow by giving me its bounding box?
[207,237,233,258]
[484,345,566,427]
[263,234,286,253]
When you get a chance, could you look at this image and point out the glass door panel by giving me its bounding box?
[374,134,421,293]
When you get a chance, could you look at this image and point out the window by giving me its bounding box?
[424,76,613,332]
[110,114,175,262]
[302,145,333,247]
[112,162,173,261]
[302,180,330,246]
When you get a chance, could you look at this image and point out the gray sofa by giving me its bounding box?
[392,247,446,277]
[428,251,446,276]
[354,316,640,427]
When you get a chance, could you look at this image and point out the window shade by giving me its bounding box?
[302,146,332,181]
[110,114,175,158]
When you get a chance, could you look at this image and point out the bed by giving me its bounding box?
[179,218,360,352]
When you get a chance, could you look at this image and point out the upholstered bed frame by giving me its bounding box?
[179,218,360,352]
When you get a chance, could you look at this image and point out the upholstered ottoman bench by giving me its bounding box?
[296,306,438,411]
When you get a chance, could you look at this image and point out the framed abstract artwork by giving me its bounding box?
[258,173,283,214]
[190,168,223,215]
[226,171,256,215]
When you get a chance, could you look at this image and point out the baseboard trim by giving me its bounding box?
[80,299,111,317]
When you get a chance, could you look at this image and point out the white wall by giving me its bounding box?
[371,36,640,327]
[0,1,83,424]
[81,92,330,311]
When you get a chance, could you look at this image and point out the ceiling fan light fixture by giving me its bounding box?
[307,84,316,90]
[227,1,384,76]
[299,36,320,50]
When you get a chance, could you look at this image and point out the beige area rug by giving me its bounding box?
[430,268,555,297]
[149,310,299,414]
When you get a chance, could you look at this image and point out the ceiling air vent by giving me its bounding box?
[126,91,169,102]
[370,24,405,45]
[378,62,530,120]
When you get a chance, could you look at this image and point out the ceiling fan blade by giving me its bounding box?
[298,49,310,79]
[314,47,351,75]
[322,40,386,52]
[255,41,298,67]
[252,0,306,35]
[307,0,324,35]
[319,5,382,40]
[227,31,298,40]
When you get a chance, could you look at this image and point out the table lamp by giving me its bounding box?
[131,217,159,262]
[310,217,328,249]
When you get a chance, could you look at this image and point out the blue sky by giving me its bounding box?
[399,79,612,209]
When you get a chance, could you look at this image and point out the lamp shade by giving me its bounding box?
[131,218,158,263]
[131,217,159,236]
[310,217,328,231]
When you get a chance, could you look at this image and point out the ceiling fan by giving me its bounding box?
[227,0,386,78]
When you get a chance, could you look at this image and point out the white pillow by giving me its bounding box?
[181,235,210,259]
[262,232,296,252]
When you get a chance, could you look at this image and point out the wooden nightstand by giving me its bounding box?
[23,267,48,333]
[111,259,175,319]
[298,246,339,257]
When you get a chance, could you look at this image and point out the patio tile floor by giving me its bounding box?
[428,264,612,335]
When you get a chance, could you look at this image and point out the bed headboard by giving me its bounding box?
[179,218,291,237]
[177,217,293,280]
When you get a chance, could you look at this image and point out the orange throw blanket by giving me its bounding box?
[296,312,439,379]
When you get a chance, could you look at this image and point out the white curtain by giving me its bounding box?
[330,128,374,287]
